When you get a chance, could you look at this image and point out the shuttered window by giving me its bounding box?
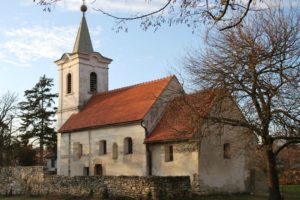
[67,73,72,94]
[90,72,97,93]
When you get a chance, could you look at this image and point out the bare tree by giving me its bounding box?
[0,91,18,166]
[183,7,300,200]
[33,0,260,31]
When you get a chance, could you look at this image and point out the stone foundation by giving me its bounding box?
[0,167,191,199]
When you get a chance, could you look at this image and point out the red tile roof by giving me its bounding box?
[59,76,175,133]
[145,89,221,143]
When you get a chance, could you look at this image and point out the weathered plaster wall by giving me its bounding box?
[196,125,250,194]
[150,142,199,178]
[194,97,256,194]
[59,123,147,176]
[0,167,191,200]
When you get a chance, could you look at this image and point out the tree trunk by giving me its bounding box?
[0,137,4,166]
[39,138,43,166]
[265,147,282,200]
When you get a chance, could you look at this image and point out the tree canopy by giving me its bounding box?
[183,8,300,200]
[19,75,58,165]
[34,0,260,31]
[0,92,18,166]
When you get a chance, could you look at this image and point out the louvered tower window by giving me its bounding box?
[90,72,97,93]
[67,73,72,94]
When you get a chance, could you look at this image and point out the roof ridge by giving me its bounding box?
[94,75,175,97]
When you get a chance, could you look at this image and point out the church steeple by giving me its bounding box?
[72,2,93,53]
[55,0,112,133]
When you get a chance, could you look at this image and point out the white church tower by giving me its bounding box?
[56,3,112,174]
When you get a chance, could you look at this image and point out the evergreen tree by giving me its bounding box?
[19,75,57,165]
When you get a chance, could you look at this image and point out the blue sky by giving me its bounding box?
[0,0,203,97]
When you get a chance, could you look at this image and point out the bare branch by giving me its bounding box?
[94,0,171,21]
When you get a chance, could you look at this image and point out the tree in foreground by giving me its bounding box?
[0,91,18,166]
[19,75,58,166]
[34,0,259,31]
[183,8,300,200]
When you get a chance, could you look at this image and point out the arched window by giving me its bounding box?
[124,137,133,155]
[90,72,97,93]
[112,143,118,160]
[67,73,72,94]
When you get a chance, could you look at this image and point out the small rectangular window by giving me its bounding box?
[99,140,107,155]
[83,167,89,176]
[124,137,133,155]
[51,159,55,168]
[165,145,174,162]
[224,143,231,159]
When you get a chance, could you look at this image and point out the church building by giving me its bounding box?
[56,4,257,194]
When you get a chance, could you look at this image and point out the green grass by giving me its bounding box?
[0,185,299,200]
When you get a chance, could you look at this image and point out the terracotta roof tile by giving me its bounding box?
[59,76,175,133]
[145,89,221,143]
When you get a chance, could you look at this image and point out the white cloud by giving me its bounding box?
[0,25,76,67]
[0,24,102,67]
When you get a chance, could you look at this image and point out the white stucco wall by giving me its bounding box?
[150,142,199,178]
[59,122,147,176]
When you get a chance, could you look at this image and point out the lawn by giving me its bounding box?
[1,185,299,200]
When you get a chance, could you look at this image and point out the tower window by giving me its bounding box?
[224,143,231,159]
[67,73,72,94]
[124,137,133,155]
[90,72,97,93]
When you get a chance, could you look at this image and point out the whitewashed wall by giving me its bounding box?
[150,142,199,178]
[59,122,147,176]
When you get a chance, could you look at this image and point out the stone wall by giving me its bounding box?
[280,168,300,185]
[0,167,191,199]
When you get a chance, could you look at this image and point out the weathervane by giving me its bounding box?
[81,0,87,16]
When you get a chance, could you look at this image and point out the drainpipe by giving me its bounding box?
[68,133,71,176]
[141,120,152,176]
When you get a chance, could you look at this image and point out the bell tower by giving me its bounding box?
[56,2,112,175]
[56,2,112,129]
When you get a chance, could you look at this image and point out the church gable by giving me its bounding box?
[59,76,176,133]
[145,89,221,143]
